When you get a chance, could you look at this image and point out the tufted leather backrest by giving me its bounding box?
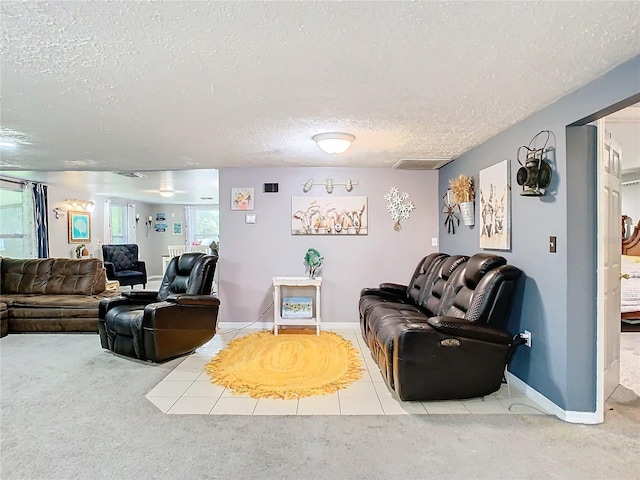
[406,253,449,304]
[0,257,106,295]
[101,244,139,272]
[1,258,54,294]
[157,253,218,301]
[46,258,106,294]
[438,253,522,327]
[420,255,469,315]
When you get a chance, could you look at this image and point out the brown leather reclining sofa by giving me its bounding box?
[359,252,523,401]
[0,257,118,337]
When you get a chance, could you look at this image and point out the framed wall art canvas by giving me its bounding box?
[172,222,182,235]
[68,211,92,243]
[479,160,511,250]
[231,187,254,211]
[291,196,367,235]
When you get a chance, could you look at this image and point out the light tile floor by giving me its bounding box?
[146,327,551,416]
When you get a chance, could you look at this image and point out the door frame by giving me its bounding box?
[595,118,622,422]
[569,92,639,423]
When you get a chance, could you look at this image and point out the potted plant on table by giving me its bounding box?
[75,244,89,259]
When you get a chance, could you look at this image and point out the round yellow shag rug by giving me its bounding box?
[205,330,363,399]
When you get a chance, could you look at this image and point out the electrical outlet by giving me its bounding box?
[432,237,438,247]
[522,330,532,348]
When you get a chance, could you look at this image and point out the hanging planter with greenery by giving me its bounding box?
[449,175,475,226]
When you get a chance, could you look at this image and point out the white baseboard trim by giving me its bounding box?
[218,321,360,330]
[507,372,602,424]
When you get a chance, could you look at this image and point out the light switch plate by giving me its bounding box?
[432,237,438,247]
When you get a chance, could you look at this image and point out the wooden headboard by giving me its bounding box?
[622,216,640,256]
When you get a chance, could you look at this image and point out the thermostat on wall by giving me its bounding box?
[245,213,256,224]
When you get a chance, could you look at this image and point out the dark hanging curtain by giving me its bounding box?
[32,183,49,258]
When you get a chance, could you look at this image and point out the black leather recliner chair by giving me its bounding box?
[101,244,147,288]
[98,252,219,362]
[359,253,522,401]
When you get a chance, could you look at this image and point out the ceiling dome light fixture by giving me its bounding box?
[159,189,174,198]
[312,132,355,155]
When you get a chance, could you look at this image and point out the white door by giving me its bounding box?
[597,119,622,410]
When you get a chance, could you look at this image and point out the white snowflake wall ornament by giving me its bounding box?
[384,187,416,231]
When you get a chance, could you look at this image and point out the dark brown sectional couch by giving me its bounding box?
[0,257,118,336]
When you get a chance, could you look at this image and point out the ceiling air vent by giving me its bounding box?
[113,171,146,178]
[392,158,453,170]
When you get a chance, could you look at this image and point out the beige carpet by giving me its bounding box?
[205,330,363,399]
[2,334,640,479]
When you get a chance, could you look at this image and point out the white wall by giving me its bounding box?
[622,184,640,228]
[608,122,640,169]
[47,185,157,270]
[218,167,439,325]
[609,121,640,224]
[607,122,640,225]
[5,178,215,277]
[143,204,187,276]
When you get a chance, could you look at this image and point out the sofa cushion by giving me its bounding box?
[103,244,139,271]
[0,258,107,295]
[2,293,118,318]
[46,258,105,295]
[92,265,107,294]
[1,303,9,338]
[9,317,99,333]
[1,258,54,294]
[420,255,469,315]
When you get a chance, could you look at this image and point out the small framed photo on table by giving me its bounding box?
[68,211,91,243]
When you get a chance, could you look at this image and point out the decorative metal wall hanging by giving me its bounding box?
[384,187,415,231]
[516,130,553,196]
[442,190,460,234]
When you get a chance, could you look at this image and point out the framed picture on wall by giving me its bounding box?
[479,160,511,250]
[172,222,182,235]
[291,196,368,235]
[68,211,92,243]
[231,187,254,210]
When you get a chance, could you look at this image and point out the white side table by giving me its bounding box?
[272,276,322,335]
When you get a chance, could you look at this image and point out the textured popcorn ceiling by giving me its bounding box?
[0,1,639,198]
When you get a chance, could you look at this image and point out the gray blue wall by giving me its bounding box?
[438,55,640,412]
